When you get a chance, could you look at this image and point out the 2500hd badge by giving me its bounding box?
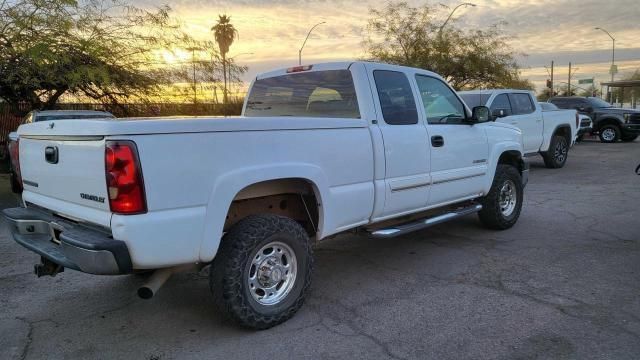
[80,193,105,203]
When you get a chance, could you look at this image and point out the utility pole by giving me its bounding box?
[186,47,199,106]
[550,60,554,96]
[568,62,571,96]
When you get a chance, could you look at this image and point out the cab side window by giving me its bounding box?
[373,70,418,125]
[414,75,466,124]
[508,93,535,115]
[490,94,512,116]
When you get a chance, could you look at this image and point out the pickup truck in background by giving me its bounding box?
[549,96,640,143]
[3,62,529,329]
[540,102,592,142]
[459,90,577,168]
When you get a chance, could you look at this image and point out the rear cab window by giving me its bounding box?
[490,94,513,116]
[372,71,419,125]
[508,93,535,115]
[245,70,360,118]
[459,93,491,109]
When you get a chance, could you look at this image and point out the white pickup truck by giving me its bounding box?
[4,62,529,329]
[459,90,578,168]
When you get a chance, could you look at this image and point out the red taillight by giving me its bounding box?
[9,138,22,187]
[286,65,313,73]
[105,140,146,214]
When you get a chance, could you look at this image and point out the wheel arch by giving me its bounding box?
[552,125,572,146]
[596,117,622,131]
[483,141,524,194]
[198,164,329,263]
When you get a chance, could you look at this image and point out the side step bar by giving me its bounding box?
[369,204,483,238]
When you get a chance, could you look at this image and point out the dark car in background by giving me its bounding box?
[549,96,640,143]
[8,110,115,193]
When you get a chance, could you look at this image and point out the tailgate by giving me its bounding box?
[20,136,110,212]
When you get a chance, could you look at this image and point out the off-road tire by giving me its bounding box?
[478,164,523,230]
[599,124,621,143]
[621,134,638,142]
[210,214,313,330]
[542,135,569,169]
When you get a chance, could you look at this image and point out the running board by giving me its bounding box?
[369,204,483,238]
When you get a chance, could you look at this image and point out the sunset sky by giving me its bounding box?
[139,0,640,92]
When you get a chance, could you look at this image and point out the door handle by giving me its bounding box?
[431,135,444,147]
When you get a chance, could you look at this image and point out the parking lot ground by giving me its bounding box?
[1,139,639,360]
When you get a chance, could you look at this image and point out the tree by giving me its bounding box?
[558,85,576,97]
[363,1,530,90]
[211,15,238,105]
[168,40,247,105]
[578,85,599,98]
[0,0,183,109]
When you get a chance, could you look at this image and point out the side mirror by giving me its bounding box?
[471,106,491,123]
[491,108,507,119]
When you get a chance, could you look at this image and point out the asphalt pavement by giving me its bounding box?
[1,138,639,360]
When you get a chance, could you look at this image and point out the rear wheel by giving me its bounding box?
[575,134,584,142]
[542,135,569,168]
[599,125,620,143]
[478,164,523,230]
[210,214,313,330]
[621,134,638,142]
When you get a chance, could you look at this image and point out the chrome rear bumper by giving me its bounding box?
[2,207,132,275]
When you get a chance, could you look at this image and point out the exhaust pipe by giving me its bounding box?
[137,267,176,299]
[137,264,200,299]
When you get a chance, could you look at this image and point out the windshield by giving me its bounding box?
[587,97,612,108]
[245,70,360,118]
[459,93,490,108]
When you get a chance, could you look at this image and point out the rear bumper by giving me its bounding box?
[2,207,132,275]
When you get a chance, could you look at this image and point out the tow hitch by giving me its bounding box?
[34,257,64,277]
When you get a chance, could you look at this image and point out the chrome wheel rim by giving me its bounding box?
[554,139,567,163]
[602,128,616,142]
[247,241,297,306]
[499,180,517,217]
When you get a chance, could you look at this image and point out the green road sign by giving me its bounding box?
[578,78,594,84]
[610,65,618,75]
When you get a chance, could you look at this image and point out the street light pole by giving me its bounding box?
[439,2,476,34]
[299,22,326,65]
[595,27,615,102]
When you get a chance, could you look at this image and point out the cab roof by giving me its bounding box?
[256,61,444,80]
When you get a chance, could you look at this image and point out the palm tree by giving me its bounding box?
[211,15,238,105]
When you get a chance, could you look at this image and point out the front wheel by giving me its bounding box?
[210,214,313,330]
[478,164,523,230]
[542,135,569,168]
[599,125,620,143]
